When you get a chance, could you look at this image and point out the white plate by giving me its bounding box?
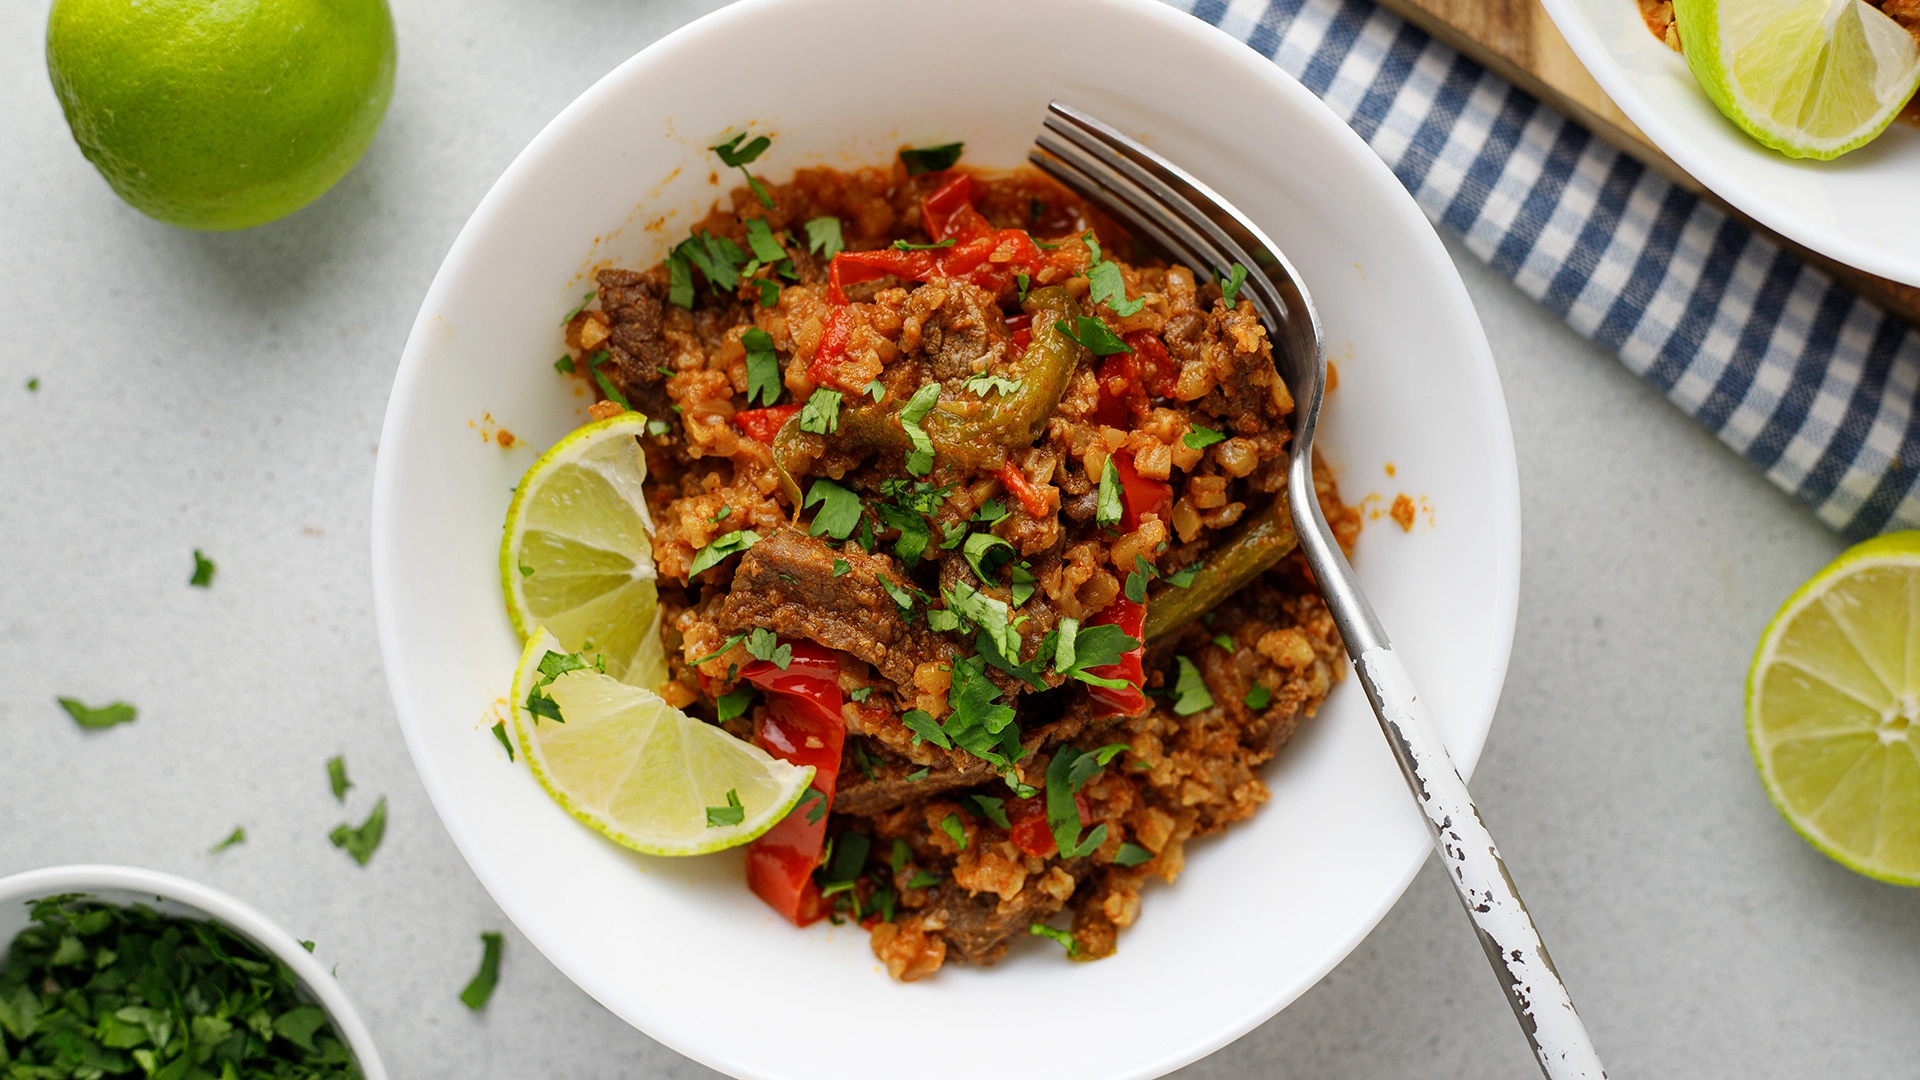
[1541,0,1920,286]
[371,1,1520,1077]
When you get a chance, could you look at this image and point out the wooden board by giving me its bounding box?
[1371,0,1920,327]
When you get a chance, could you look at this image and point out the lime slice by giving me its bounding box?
[510,628,815,855]
[502,412,667,689]
[1748,531,1920,884]
[1675,0,1920,159]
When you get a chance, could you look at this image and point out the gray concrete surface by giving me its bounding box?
[2,0,1913,1075]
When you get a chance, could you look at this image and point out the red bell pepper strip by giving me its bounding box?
[1084,597,1150,717]
[807,305,857,387]
[1113,453,1173,531]
[742,641,846,926]
[1090,331,1181,427]
[826,178,1073,305]
[733,403,801,443]
[997,461,1050,519]
[920,173,994,243]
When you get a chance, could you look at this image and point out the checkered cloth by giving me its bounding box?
[1175,0,1920,539]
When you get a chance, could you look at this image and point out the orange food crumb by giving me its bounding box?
[495,429,517,449]
[1390,493,1416,532]
[589,399,626,421]
[1384,462,1396,477]
[1325,361,1339,392]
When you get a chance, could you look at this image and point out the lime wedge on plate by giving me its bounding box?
[502,411,667,689]
[510,628,815,855]
[1675,0,1920,159]
[1749,531,1920,884]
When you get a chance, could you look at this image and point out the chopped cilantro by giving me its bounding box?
[967,794,1010,828]
[1164,563,1200,588]
[1029,198,1045,222]
[824,832,871,883]
[710,506,733,523]
[939,813,968,850]
[872,886,897,923]
[1244,683,1272,710]
[1114,842,1154,867]
[865,378,885,402]
[906,767,931,783]
[741,327,782,407]
[963,371,1022,397]
[676,230,747,292]
[716,686,755,722]
[892,237,955,251]
[973,499,1010,526]
[183,547,217,588]
[799,387,843,434]
[1172,656,1214,715]
[58,697,135,729]
[688,529,761,577]
[755,278,781,307]
[1030,922,1078,956]
[892,838,912,874]
[1010,561,1037,608]
[876,501,931,565]
[850,686,873,703]
[1213,633,1236,652]
[796,787,827,824]
[1184,423,1226,450]
[1045,748,1110,858]
[943,581,1020,660]
[832,558,851,577]
[690,632,748,666]
[668,251,695,308]
[745,627,792,670]
[25,376,39,391]
[710,132,770,167]
[1124,554,1155,603]
[897,381,941,476]
[852,741,879,779]
[899,141,964,174]
[1082,231,1103,265]
[491,720,515,761]
[1055,315,1133,356]
[327,754,352,801]
[744,172,773,208]
[329,796,387,866]
[1095,457,1124,526]
[902,708,949,749]
[1087,258,1145,317]
[1016,272,1030,303]
[878,573,917,611]
[1051,621,1140,691]
[804,477,863,541]
[647,416,673,436]
[932,654,1021,770]
[706,788,746,827]
[1067,743,1128,791]
[1220,262,1249,306]
[554,354,576,374]
[460,931,506,1011]
[963,531,1014,583]
[208,826,246,854]
[745,217,785,262]
[804,216,845,258]
[906,869,941,889]
[1053,616,1080,671]
[588,351,630,409]
[927,608,961,633]
[561,290,596,324]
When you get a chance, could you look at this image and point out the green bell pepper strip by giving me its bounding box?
[1143,493,1298,642]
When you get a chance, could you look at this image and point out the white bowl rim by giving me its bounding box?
[0,864,389,1080]
[370,0,1522,1076]
[1538,0,1920,287]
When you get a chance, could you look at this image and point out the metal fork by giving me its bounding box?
[1031,101,1606,1080]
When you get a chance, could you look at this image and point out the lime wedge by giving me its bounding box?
[1748,531,1920,884]
[510,628,815,855]
[502,411,667,689]
[1675,0,1920,159]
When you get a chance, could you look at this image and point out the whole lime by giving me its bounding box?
[46,0,397,231]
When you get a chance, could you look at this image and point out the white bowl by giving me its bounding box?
[0,865,388,1080]
[372,1,1520,1077]
[1541,0,1920,286]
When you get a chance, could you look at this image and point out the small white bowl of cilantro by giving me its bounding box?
[0,865,388,1080]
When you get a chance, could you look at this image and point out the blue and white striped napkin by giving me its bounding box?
[1171,0,1920,539]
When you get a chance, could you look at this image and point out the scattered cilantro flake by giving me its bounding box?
[710,132,770,167]
[1172,656,1214,716]
[799,387,843,434]
[872,886,896,923]
[744,171,774,208]
[1052,622,1140,691]
[892,237,955,251]
[561,290,596,324]
[1010,562,1037,608]
[1184,423,1226,450]
[963,371,1022,397]
[744,217,785,262]
[690,632,748,666]
[1055,315,1133,356]
[1095,457,1124,526]
[939,812,968,851]
[906,767,930,783]
[973,499,1010,526]
[967,794,1010,829]
[1087,259,1145,317]
[804,477,863,541]
[1067,743,1128,792]
[892,838,912,874]
[58,697,135,729]
[329,795,387,866]
[1030,922,1078,956]
[676,231,747,292]
[824,832,871,884]
[804,216,844,258]
[741,328,782,407]
[796,787,827,824]
[1213,633,1236,652]
[710,506,733,523]
[688,529,762,576]
[1164,563,1199,588]
[190,548,216,587]
[491,720,515,761]
[716,686,755,722]
[1015,272,1030,303]
[1124,555,1154,603]
[460,932,505,1011]
[589,351,630,409]
[1053,616,1080,672]
[962,531,1014,583]
[944,581,1021,660]
[905,869,941,888]
[850,686,873,703]
[1082,231,1103,265]
[208,826,246,854]
[865,378,885,403]
[899,141,964,174]
[927,608,961,632]
[1045,748,1110,858]
[745,628,793,670]
[668,252,695,308]
[902,709,950,749]
[1244,683,1272,710]
[327,754,352,801]
[897,381,941,476]
[647,416,673,436]
[832,558,851,577]
[554,354,576,374]
[1115,842,1154,867]
[25,376,39,391]
[1220,263,1249,306]
[706,788,746,828]
[755,278,781,307]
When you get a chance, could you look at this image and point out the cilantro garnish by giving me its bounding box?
[1086,248,1145,317]
[939,812,968,850]
[208,826,246,854]
[850,686,873,703]
[1082,232,1103,264]
[1244,683,1272,710]
[25,376,39,391]
[877,573,918,612]
[1054,316,1133,356]
[832,558,851,577]
[741,328,781,407]
[190,548,216,587]
[1030,922,1078,957]
[799,387,842,434]
[892,237,955,251]
[1016,272,1030,303]
[562,289,596,324]
[1045,747,1112,858]
[675,230,748,292]
[1068,744,1128,791]
[905,869,941,889]
[1050,619,1140,690]
[1124,554,1155,604]
[973,499,1010,526]
[1184,423,1226,450]
[795,787,827,824]
[1095,457,1123,526]
[588,350,631,410]
[967,794,1010,829]
[804,478,863,541]
[745,217,785,262]
[327,754,352,801]
[865,378,885,403]
[688,529,762,576]
[902,709,948,749]
[804,216,844,258]
[710,132,774,208]
[943,581,1021,660]
[459,931,506,1011]
[892,838,912,874]
[690,632,747,666]
[1010,561,1037,608]
[716,686,755,722]
[668,251,695,308]
[822,832,871,884]
[1220,262,1249,306]
[709,506,733,523]
[872,887,897,923]
[491,720,515,761]
[1172,656,1214,715]
[1213,633,1236,652]
[554,354,576,374]
[1163,563,1199,588]
[897,381,941,476]
[1114,841,1154,867]
[706,788,746,827]
[852,741,879,779]
[899,141,964,174]
[745,628,793,670]
[330,796,387,866]
[963,371,1022,397]
[755,278,781,307]
[963,531,1014,584]
[58,697,135,729]
[906,767,931,783]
